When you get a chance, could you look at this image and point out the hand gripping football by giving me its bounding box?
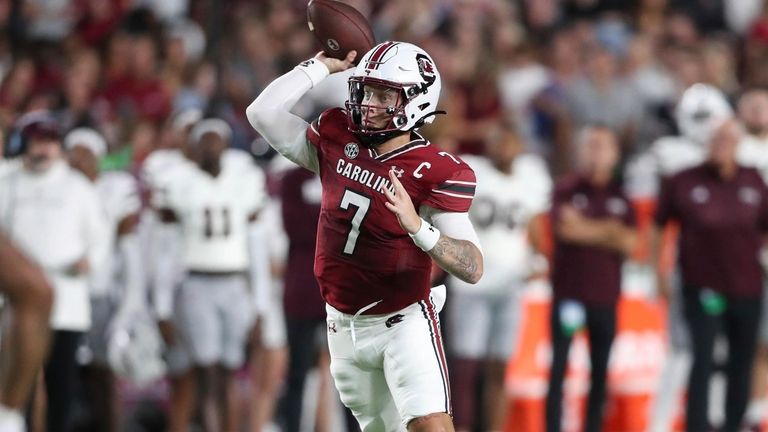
[307,0,376,65]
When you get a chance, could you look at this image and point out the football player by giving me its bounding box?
[65,128,158,431]
[141,110,199,432]
[155,118,265,431]
[247,42,484,432]
[449,123,551,432]
[0,232,53,432]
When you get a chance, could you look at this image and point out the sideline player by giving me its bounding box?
[247,42,484,432]
[0,231,53,432]
[450,123,551,432]
[155,119,265,431]
[65,127,148,431]
[141,109,199,432]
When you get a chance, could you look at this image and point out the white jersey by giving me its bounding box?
[625,136,705,199]
[738,134,768,183]
[142,149,195,206]
[164,160,266,272]
[91,171,141,298]
[451,154,551,293]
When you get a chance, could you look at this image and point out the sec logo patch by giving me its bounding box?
[344,142,359,159]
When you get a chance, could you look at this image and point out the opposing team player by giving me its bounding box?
[65,128,162,431]
[450,123,551,432]
[247,42,484,432]
[141,109,200,432]
[0,232,52,432]
[155,119,265,431]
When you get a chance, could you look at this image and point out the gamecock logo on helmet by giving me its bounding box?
[416,53,436,87]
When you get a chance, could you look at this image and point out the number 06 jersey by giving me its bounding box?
[307,108,476,315]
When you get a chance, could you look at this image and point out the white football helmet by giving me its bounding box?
[107,311,166,385]
[675,83,733,145]
[346,41,442,144]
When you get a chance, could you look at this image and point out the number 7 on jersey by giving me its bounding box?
[338,189,371,254]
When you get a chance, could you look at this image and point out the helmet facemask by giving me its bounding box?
[346,77,414,146]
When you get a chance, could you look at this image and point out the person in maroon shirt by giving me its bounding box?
[653,118,768,432]
[545,125,637,432]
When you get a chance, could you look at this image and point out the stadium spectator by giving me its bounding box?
[565,43,644,156]
[545,125,637,432]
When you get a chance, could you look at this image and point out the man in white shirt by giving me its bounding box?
[0,111,109,432]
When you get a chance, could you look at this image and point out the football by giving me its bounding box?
[307,0,376,65]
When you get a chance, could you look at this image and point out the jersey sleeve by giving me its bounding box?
[422,157,477,213]
[306,118,321,148]
[151,168,187,214]
[112,173,142,221]
[306,108,337,149]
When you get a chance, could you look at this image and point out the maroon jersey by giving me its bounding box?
[307,108,476,315]
[550,175,635,307]
[655,164,768,298]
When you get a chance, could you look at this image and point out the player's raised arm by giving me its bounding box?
[383,170,484,284]
[245,51,356,173]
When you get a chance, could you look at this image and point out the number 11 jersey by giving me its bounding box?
[307,108,476,315]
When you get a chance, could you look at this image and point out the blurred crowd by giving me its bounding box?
[0,0,765,169]
[2,0,768,431]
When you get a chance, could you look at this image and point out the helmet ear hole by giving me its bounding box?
[418,103,430,111]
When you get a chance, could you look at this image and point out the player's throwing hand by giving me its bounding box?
[315,50,357,74]
[383,169,421,234]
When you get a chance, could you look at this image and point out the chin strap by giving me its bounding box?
[358,130,407,147]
